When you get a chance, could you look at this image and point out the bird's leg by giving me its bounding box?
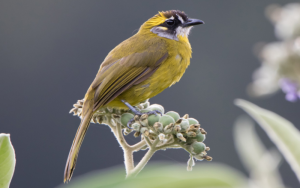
[121,100,162,129]
[121,100,142,129]
[121,100,142,116]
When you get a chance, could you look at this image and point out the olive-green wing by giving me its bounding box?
[91,49,168,111]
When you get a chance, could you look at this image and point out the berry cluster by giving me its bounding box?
[70,99,212,172]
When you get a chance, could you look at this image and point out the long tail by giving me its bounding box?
[64,100,93,183]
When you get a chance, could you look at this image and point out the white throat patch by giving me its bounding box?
[176,26,192,38]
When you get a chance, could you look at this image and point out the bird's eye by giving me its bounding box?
[166,20,175,25]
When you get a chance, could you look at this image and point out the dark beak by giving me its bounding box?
[182,18,204,27]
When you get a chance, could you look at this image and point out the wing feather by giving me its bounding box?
[94,67,146,109]
[90,42,168,111]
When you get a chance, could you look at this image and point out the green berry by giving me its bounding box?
[159,115,175,127]
[120,113,134,127]
[195,133,206,142]
[147,114,161,127]
[180,119,189,132]
[188,118,199,125]
[165,111,180,121]
[148,104,165,114]
[192,142,206,154]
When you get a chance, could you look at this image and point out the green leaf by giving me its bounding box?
[234,117,284,188]
[0,134,16,188]
[57,163,248,188]
[235,99,300,182]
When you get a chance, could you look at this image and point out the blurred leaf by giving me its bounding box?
[235,99,300,182]
[0,134,16,188]
[234,117,285,188]
[57,163,248,188]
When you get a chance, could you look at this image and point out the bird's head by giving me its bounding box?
[139,10,204,41]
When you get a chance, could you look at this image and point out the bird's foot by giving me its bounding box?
[127,118,136,129]
[121,100,162,129]
[146,110,162,116]
[121,100,141,115]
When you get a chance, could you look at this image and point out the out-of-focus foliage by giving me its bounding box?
[248,3,300,101]
[234,117,284,188]
[268,3,300,40]
[235,99,300,182]
[0,134,16,188]
[57,163,248,188]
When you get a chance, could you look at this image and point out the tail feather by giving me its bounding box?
[64,107,93,183]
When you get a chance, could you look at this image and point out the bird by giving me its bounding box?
[64,10,204,182]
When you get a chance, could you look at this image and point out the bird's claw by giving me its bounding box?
[146,110,162,116]
[127,118,136,129]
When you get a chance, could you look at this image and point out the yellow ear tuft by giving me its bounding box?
[139,12,166,31]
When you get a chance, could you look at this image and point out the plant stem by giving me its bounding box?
[126,148,156,178]
[156,143,180,150]
[144,137,152,147]
[115,122,129,149]
[110,121,134,173]
[108,119,174,178]
[130,140,146,151]
[126,138,160,178]
[123,148,134,174]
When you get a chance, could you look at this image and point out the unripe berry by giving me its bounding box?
[191,142,206,154]
[147,114,161,127]
[159,115,175,127]
[165,111,180,121]
[188,118,199,125]
[180,118,189,132]
[195,133,206,142]
[148,104,165,114]
[120,113,134,127]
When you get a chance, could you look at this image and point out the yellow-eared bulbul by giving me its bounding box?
[64,10,204,182]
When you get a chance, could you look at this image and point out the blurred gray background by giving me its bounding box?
[1,0,300,187]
